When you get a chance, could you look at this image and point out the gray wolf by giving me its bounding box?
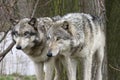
[10,17,60,80]
[47,13,105,80]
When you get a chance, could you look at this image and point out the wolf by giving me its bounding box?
[46,13,105,80]
[10,17,60,80]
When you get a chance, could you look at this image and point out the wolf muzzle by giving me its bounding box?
[16,45,22,50]
[47,52,53,57]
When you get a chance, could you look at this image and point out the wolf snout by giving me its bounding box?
[16,45,22,50]
[47,52,53,57]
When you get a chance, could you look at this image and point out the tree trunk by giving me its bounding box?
[106,0,120,80]
[80,0,107,80]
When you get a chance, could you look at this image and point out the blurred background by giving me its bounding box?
[0,0,120,80]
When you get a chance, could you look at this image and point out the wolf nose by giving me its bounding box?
[16,46,22,50]
[47,52,53,57]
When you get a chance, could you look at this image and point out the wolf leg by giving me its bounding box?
[83,54,92,80]
[96,47,104,80]
[44,58,54,80]
[63,57,77,80]
[34,62,44,80]
[54,58,62,80]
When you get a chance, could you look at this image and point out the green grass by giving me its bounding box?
[0,75,36,80]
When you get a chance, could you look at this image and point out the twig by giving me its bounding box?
[0,41,15,62]
[109,64,120,72]
[42,0,52,7]
[31,0,39,18]
[0,0,16,62]
[0,30,10,43]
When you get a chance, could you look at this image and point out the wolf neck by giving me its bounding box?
[23,39,46,57]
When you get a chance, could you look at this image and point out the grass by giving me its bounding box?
[0,74,36,80]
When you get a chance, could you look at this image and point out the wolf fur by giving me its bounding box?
[10,17,59,80]
[47,13,105,80]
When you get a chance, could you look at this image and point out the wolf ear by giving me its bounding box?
[10,19,19,25]
[28,18,37,26]
[62,21,69,30]
[62,21,74,35]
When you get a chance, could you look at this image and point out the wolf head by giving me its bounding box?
[46,20,75,57]
[10,18,40,50]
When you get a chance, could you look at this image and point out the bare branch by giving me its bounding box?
[0,30,10,43]
[41,0,52,7]
[0,41,15,62]
[109,64,120,72]
[31,0,39,18]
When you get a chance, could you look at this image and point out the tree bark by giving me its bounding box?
[106,0,120,80]
[80,0,107,80]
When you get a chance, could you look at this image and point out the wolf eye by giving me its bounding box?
[12,31,18,36]
[56,37,61,41]
[46,36,50,40]
[42,25,45,27]
[24,31,30,36]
